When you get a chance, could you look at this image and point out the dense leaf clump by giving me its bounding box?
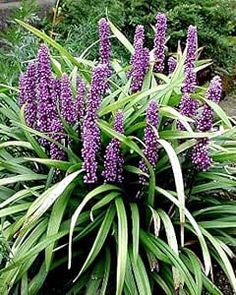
[0,11,236,295]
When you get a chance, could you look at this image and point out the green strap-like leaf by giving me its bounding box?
[115,197,128,295]
[68,184,121,269]
[130,203,139,263]
[73,205,116,282]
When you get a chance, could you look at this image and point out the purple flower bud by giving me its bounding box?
[82,116,100,183]
[86,64,110,115]
[197,76,222,132]
[49,118,65,160]
[133,25,145,49]
[130,43,150,93]
[82,64,109,183]
[139,100,159,182]
[102,111,124,183]
[99,18,111,65]
[36,44,56,146]
[153,13,167,73]
[182,67,197,94]
[185,26,197,70]
[168,57,177,74]
[191,76,222,171]
[76,78,86,121]
[19,62,38,128]
[191,138,212,171]
[53,78,61,103]
[60,74,76,125]
[206,75,222,104]
[178,26,198,125]
[179,93,198,122]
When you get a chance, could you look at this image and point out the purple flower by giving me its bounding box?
[53,78,61,104]
[36,44,56,146]
[181,26,198,95]
[102,111,124,183]
[86,64,110,115]
[191,138,212,171]
[179,93,198,121]
[75,78,86,121]
[60,74,76,125]
[139,100,159,183]
[133,25,145,49]
[82,64,109,183]
[82,117,100,183]
[191,76,222,171]
[49,117,65,160]
[168,57,177,74]
[178,27,198,127]
[206,75,222,104]
[185,25,197,70]
[99,18,111,65]
[153,13,167,73]
[182,67,197,94]
[130,43,150,93]
[19,62,38,128]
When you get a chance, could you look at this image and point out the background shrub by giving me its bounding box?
[57,0,236,74]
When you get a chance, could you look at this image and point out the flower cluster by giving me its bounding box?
[19,62,38,128]
[98,18,111,66]
[60,74,76,125]
[36,44,56,147]
[139,100,159,183]
[102,111,124,183]
[178,26,198,128]
[19,43,82,161]
[168,56,177,74]
[153,13,167,73]
[82,64,109,183]
[191,138,212,171]
[192,76,222,171]
[76,78,86,122]
[130,25,150,93]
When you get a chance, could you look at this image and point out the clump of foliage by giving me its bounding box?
[0,11,236,295]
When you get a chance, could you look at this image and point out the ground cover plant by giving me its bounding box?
[0,11,236,295]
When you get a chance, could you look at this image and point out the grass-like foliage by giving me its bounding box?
[0,12,235,295]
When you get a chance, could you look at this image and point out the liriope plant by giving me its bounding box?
[0,12,235,295]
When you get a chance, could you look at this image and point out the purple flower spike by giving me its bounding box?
[192,138,212,171]
[36,44,56,146]
[185,25,197,70]
[197,76,222,132]
[49,118,65,160]
[19,62,38,128]
[99,18,111,65]
[179,93,198,121]
[76,78,86,121]
[82,121,99,183]
[133,25,145,49]
[139,100,159,183]
[206,75,222,104]
[129,24,149,92]
[130,44,150,93]
[191,76,222,171]
[102,111,124,183]
[60,74,76,125]
[82,64,109,183]
[168,57,177,74]
[153,13,167,73]
[53,78,61,103]
[87,64,110,114]
[182,67,197,94]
